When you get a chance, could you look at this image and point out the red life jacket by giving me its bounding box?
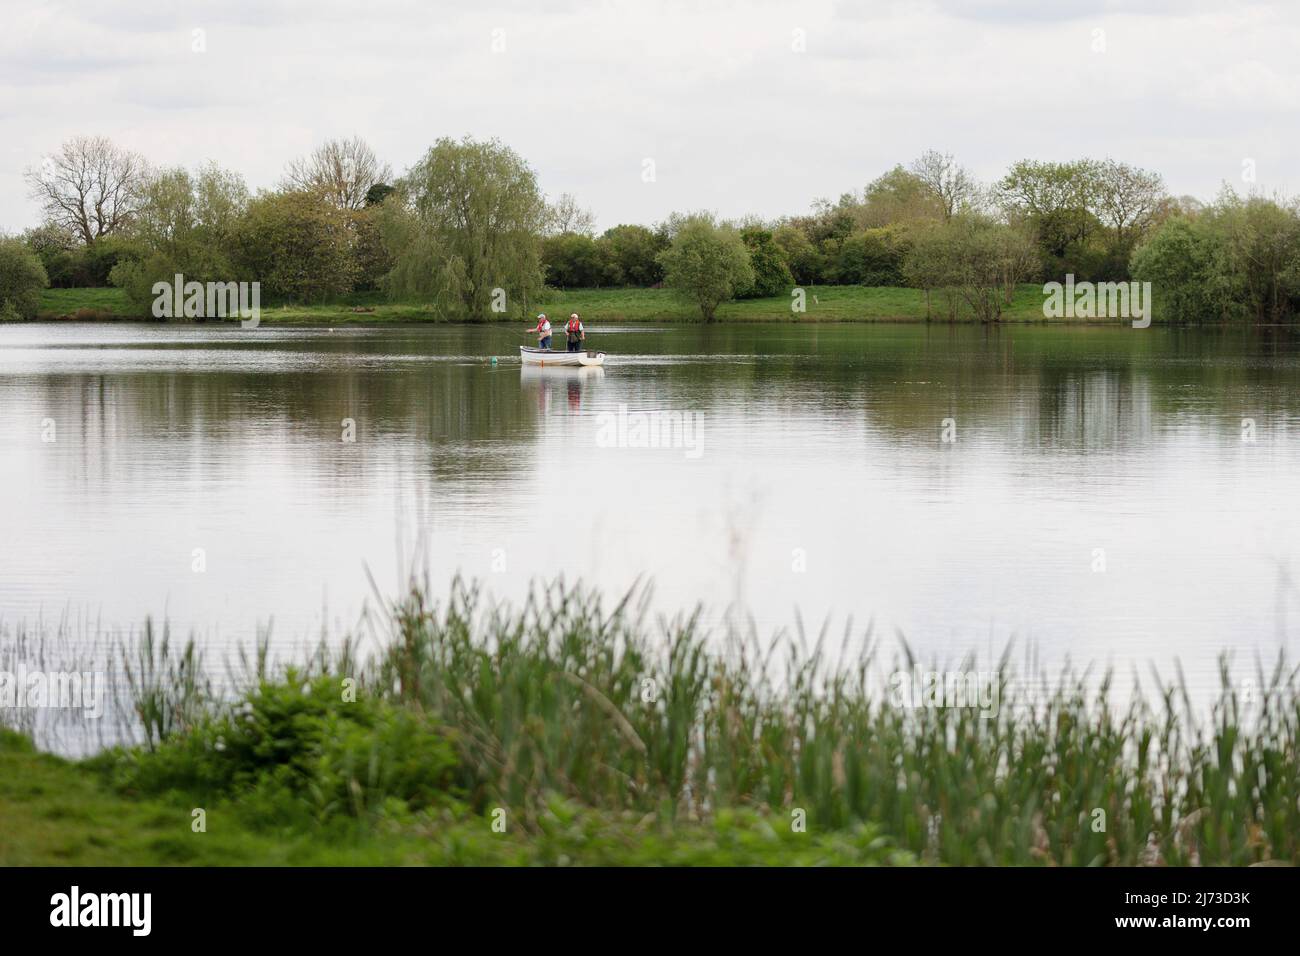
[566,319,582,334]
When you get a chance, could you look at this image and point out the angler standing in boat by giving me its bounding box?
[528,313,553,350]
[565,313,585,352]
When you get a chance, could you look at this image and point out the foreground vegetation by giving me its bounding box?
[1,729,898,865]
[3,581,1298,866]
[36,283,1085,325]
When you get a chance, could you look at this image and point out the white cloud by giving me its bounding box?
[1,0,1297,232]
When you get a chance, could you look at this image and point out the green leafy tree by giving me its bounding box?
[543,232,618,288]
[1092,159,1165,256]
[348,207,394,292]
[1209,190,1300,323]
[233,190,356,301]
[831,226,911,286]
[365,183,395,206]
[0,238,50,321]
[736,226,793,298]
[903,216,1034,322]
[110,163,250,310]
[772,224,822,285]
[382,137,547,318]
[902,223,961,319]
[779,199,862,283]
[598,224,667,286]
[860,166,945,228]
[656,213,754,321]
[998,159,1103,277]
[1130,216,1235,322]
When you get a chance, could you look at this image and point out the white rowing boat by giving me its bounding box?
[520,346,605,367]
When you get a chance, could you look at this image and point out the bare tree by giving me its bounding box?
[909,150,980,221]
[282,136,392,211]
[25,136,148,244]
[546,192,596,235]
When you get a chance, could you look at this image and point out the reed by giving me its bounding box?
[367,579,1300,865]
[4,579,1298,865]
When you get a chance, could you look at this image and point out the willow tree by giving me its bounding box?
[382,137,547,319]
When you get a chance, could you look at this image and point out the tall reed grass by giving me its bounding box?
[4,579,1297,865]
[370,579,1300,865]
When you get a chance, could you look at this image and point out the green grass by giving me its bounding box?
[36,286,136,320]
[539,284,1054,323]
[3,580,1297,866]
[33,284,1086,325]
[0,728,427,865]
[0,729,905,866]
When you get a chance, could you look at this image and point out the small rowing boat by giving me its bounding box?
[520,346,605,367]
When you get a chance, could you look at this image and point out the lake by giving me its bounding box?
[3,321,1299,700]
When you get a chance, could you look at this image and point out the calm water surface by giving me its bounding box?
[3,321,1299,696]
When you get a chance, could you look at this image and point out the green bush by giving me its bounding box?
[234,191,357,302]
[109,253,182,317]
[598,223,667,286]
[1130,216,1236,322]
[98,673,459,825]
[772,224,823,285]
[831,226,911,286]
[543,232,619,288]
[25,231,141,289]
[347,208,393,292]
[736,227,793,298]
[0,237,50,320]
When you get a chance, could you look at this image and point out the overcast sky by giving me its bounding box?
[2,0,1297,232]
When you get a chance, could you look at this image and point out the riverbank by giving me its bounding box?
[1,729,897,865]
[2,582,1296,867]
[32,284,1112,325]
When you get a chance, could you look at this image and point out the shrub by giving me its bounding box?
[234,191,357,302]
[110,253,181,316]
[831,226,911,286]
[0,237,50,320]
[542,232,619,288]
[347,207,393,292]
[736,227,793,298]
[772,224,823,285]
[598,223,667,286]
[1130,216,1236,322]
[100,673,459,825]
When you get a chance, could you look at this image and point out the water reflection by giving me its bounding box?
[520,365,605,416]
[2,322,1299,702]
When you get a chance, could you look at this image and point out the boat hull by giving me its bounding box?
[520,346,605,367]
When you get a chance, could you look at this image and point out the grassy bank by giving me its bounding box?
[3,581,1298,866]
[1,729,895,865]
[33,284,1086,325]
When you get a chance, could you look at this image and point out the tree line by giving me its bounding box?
[2,135,1299,323]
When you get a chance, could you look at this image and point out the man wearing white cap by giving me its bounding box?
[527,313,552,350]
